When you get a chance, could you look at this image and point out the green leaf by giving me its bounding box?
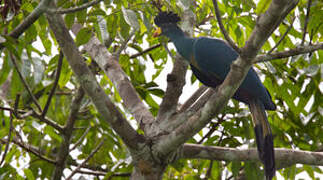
[256,0,272,14]
[58,56,72,88]
[24,169,35,180]
[44,126,62,143]
[0,55,10,85]
[76,9,87,24]
[64,13,75,29]
[245,162,262,180]
[231,161,241,178]
[122,6,140,30]
[75,27,92,46]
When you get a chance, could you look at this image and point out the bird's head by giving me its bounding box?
[153,11,181,37]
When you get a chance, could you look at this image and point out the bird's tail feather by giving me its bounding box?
[249,99,275,180]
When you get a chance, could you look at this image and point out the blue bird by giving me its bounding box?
[154,12,276,180]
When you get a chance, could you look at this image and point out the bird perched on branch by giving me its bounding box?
[153,11,276,179]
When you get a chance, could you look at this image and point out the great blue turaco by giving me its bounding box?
[153,11,276,179]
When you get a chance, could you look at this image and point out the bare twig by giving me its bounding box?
[197,114,225,144]
[47,0,103,14]
[0,106,23,113]
[9,53,42,112]
[74,169,106,176]
[70,126,91,152]
[0,137,56,164]
[212,0,240,53]
[268,17,296,54]
[115,29,136,57]
[107,172,132,180]
[179,85,208,113]
[41,51,63,118]
[162,43,176,60]
[52,88,84,180]
[0,111,13,166]
[130,43,164,59]
[32,110,64,132]
[188,88,216,113]
[0,106,64,132]
[254,42,323,63]
[74,169,131,178]
[203,160,213,180]
[66,139,105,180]
[301,0,312,45]
[13,94,21,118]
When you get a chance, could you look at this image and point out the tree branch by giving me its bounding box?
[45,8,144,151]
[212,0,240,53]
[70,126,91,152]
[0,111,13,166]
[188,88,216,113]
[71,24,155,134]
[0,0,51,50]
[179,85,208,113]
[301,0,312,45]
[182,144,323,166]
[115,29,136,57]
[0,106,64,132]
[66,139,105,180]
[41,51,63,118]
[0,137,56,164]
[52,88,84,180]
[268,17,295,54]
[157,55,187,122]
[46,0,103,14]
[254,42,323,63]
[9,53,42,112]
[129,43,164,59]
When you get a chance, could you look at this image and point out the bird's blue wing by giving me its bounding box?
[192,37,275,110]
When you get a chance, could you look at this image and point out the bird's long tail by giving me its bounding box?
[249,98,275,180]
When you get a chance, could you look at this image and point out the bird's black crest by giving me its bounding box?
[154,11,181,27]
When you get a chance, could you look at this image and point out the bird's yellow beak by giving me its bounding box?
[153,28,162,37]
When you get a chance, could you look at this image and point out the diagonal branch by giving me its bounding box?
[71,24,155,134]
[0,0,51,50]
[179,85,208,113]
[157,55,187,122]
[0,111,13,166]
[130,43,164,59]
[301,0,312,45]
[41,51,63,118]
[115,29,136,57]
[9,53,42,112]
[268,17,295,54]
[0,137,56,164]
[52,88,84,180]
[0,106,64,132]
[182,144,323,166]
[45,8,144,151]
[212,0,240,53]
[46,0,103,14]
[254,42,323,63]
[70,126,91,152]
[66,139,105,180]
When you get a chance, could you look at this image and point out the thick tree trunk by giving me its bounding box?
[131,161,166,180]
